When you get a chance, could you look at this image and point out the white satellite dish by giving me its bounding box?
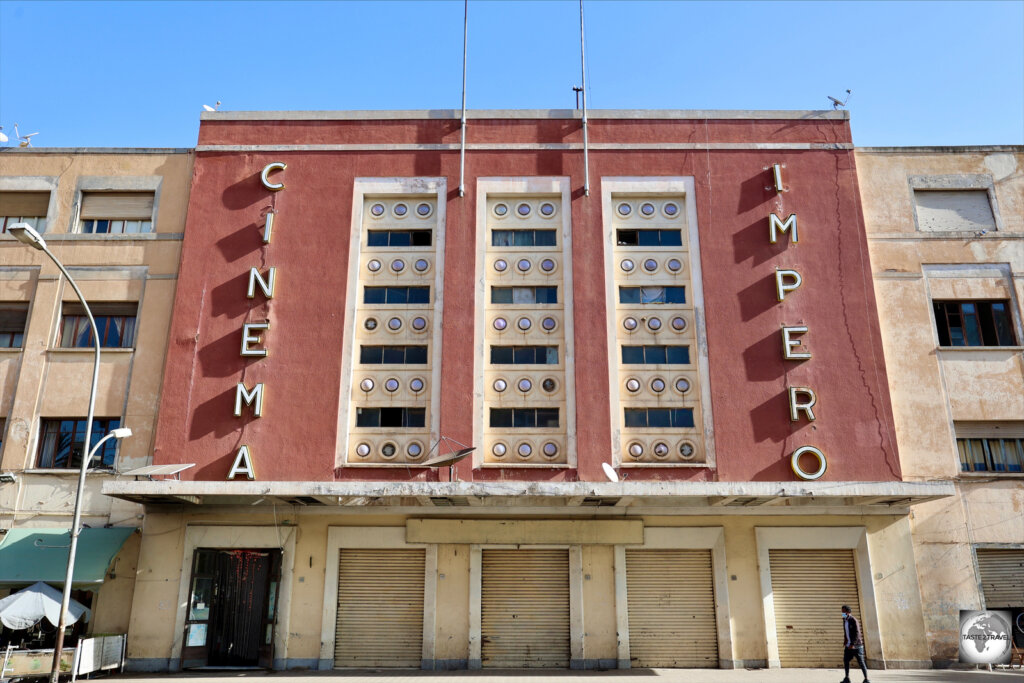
[601,462,619,482]
[202,100,222,112]
[0,127,8,143]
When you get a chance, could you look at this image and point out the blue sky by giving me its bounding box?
[1,0,1021,148]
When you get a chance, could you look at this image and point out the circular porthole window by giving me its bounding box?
[671,316,687,332]
[516,258,532,273]
[393,203,408,217]
[493,317,508,331]
[542,442,558,458]
[370,203,385,217]
[407,442,424,458]
[541,378,557,393]
[650,377,666,393]
[667,258,682,273]
[643,259,658,272]
[674,377,691,394]
[516,203,531,217]
[620,259,635,273]
[647,317,662,332]
[416,203,432,217]
[653,442,670,458]
[617,203,632,217]
[540,203,556,217]
[623,317,638,331]
[414,258,430,273]
[517,317,532,331]
[640,202,656,216]
[494,259,508,273]
[494,203,509,217]
[493,378,507,393]
[517,378,533,392]
[541,317,557,332]
[627,442,644,459]
[359,378,375,392]
[391,259,406,273]
[540,258,556,272]
[367,259,382,272]
[410,377,425,393]
[517,442,533,458]
[384,378,400,393]
[381,442,397,458]
[492,442,508,457]
[411,316,427,332]
[387,317,403,331]
[364,317,378,331]
[679,442,696,460]
[663,202,679,217]
[356,443,371,457]
[625,378,641,393]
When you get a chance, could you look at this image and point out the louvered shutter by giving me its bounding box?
[769,549,860,667]
[626,549,718,667]
[481,549,569,668]
[0,192,49,216]
[334,548,424,668]
[977,549,1024,608]
[80,192,154,220]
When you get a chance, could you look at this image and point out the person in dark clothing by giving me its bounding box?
[841,605,870,683]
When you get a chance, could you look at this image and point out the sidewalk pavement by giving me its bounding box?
[111,668,1024,683]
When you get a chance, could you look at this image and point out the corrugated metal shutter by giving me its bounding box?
[481,549,569,668]
[0,191,49,217]
[769,549,860,668]
[977,549,1024,608]
[626,549,718,667]
[334,548,424,668]
[80,192,154,220]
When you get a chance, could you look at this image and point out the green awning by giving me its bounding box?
[0,528,135,586]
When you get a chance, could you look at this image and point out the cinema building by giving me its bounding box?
[0,148,192,634]
[102,109,953,671]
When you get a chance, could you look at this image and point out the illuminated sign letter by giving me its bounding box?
[790,446,826,480]
[788,387,817,422]
[260,162,286,191]
[241,321,270,357]
[263,212,275,244]
[227,445,256,480]
[775,269,802,301]
[769,213,798,244]
[247,267,277,299]
[773,163,785,193]
[782,325,811,360]
[234,382,265,417]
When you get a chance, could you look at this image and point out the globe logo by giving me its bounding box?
[959,610,1012,665]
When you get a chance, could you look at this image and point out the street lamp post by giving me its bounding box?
[8,223,130,683]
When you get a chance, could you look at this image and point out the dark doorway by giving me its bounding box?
[181,548,281,669]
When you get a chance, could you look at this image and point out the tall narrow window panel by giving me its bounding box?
[79,192,154,234]
[37,418,122,469]
[0,304,28,348]
[59,304,137,349]
[933,300,1017,347]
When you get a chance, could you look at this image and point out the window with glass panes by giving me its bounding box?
[78,192,154,234]
[37,418,122,469]
[0,304,28,348]
[958,437,1024,473]
[933,300,1017,347]
[59,303,137,349]
[0,191,49,233]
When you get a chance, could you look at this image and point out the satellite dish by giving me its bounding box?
[422,447,476,468]
[602,462,619,482]
[0,128,8,143]
[202,105,216,112]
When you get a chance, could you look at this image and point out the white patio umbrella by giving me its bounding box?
[0,582,90,630]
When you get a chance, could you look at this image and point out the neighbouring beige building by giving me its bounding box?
[859,146,1024,665]
[0,148,192,636]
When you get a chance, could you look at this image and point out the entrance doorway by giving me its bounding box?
[181,548,281,669]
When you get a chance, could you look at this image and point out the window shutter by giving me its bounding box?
[955,422,1024,439]
[914,190,996,232]
[0,191,50,217]
[80,192,154,220]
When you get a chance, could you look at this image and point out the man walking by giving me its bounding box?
[841,604,870,683]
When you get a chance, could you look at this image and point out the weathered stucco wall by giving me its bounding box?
[859,148,1024,663]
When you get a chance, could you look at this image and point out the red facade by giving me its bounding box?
[153,112,900,482]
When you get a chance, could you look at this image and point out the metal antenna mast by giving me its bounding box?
[579,0,590,197]
[459,0,469,197]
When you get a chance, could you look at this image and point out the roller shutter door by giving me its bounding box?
[977,549,1024,608]
[626,549,718,667]
[481,549,569,668]
[334,548,424,668]
[769,549,860,668]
